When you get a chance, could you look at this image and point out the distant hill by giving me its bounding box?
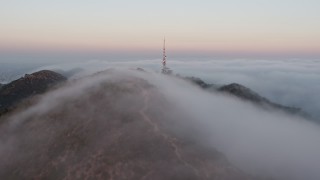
[0,70,66,115]
[218,83,304,114]
[185,76,307,117]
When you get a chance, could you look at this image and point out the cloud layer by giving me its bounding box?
[140,72,320,179]
[36,58,320,120]
[1,65,320,179]
[168,58,320,120]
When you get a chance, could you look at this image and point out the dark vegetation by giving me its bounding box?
[0,70,66,116]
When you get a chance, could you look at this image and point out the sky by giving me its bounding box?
[0,0,320,62]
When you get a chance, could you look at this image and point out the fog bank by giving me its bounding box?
[33,58,320,120]
[1,65,320,179]
[136,71,320,180]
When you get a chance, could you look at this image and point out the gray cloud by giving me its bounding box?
[168,58,320,120]
[36,58,320,119]
[139,72,320,179]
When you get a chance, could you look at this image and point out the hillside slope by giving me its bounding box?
[0,71,257,180]
[185,76,306,117]
[0,70,66,115]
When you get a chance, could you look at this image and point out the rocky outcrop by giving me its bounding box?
[0,70,66,115]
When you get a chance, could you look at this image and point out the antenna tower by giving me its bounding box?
[162,38,166,72]
[161,38,172,74]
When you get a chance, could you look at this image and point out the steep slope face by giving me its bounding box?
[218,83,303,115]
[185,76,304,116]
[0,70,66,115]
[0,72,255,180]
[219,83,265,103]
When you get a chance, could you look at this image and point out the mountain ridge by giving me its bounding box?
[184,76,308,118]
[0,69,309,119]
[0,70,261,180]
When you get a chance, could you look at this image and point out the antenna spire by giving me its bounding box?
[162,37,166,68]
[161,37,172,74]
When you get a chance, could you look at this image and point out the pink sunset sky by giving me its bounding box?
[1,0,319,62]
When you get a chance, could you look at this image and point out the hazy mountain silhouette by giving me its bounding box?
[185,76,308,118]
[218,83,306,114]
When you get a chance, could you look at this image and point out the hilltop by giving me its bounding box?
[0,70,259,180]
[0,70,66,115]
[0,69,310,179]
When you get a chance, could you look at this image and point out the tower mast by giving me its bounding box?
[162,37,166,71]
[161,37,172,74]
